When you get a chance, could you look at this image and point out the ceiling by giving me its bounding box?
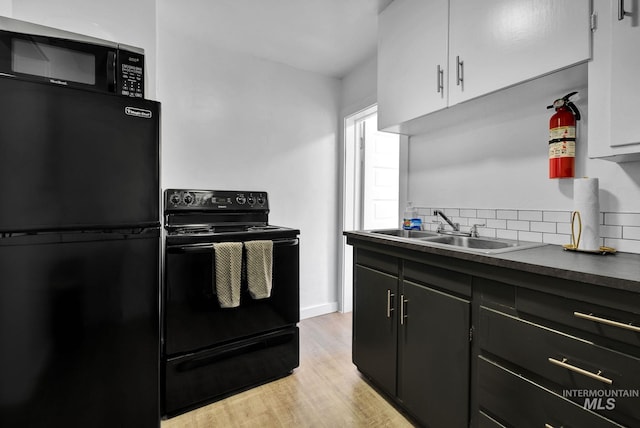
[162,0,393,79]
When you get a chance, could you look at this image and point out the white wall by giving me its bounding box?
[10,0,157,99]
[340,54,378,117]
[157,6,342,318]
[408,80,640,214]
[0,0,11,16]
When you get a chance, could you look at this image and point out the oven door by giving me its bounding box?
[163,237,299,356]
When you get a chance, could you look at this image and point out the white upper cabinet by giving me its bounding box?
[378,0,592,133]
[589,0,640,162]
[377,0,448,131]
[448,0,591,105]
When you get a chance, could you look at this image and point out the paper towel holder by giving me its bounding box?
[563,210,616,254]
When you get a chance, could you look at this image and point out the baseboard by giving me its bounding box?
[300,302,339,320]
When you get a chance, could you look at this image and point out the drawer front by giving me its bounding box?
[479,307,640,427]
[478,357,623,428]
[517,287,640,350]
[163,327,299,417]
[403,260,472,297]
[355,248,398,275]
[478,411,506,428]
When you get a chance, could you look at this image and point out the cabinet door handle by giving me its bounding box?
[456,56,464,86]
[618,0,630,20]
[436,64,444,94]
[547,357,613,385]
[386,290,395,318]
[574,311,640,333]
[400,294,408,325]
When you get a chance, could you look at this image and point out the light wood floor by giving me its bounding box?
[161,312,415,427]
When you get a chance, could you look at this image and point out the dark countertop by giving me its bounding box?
[344,230,640,293]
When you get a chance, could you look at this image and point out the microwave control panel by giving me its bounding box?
[117,49,144,98]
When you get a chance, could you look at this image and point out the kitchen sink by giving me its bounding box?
[369,229,440,238]
[364,229,547,254]
[422,235,547,254]
[425,235,516,249]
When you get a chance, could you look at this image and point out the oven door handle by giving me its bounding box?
[167,238,299,253]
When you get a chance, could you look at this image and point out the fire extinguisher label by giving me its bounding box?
[549,140,576,158]
[549,126,576,140]
[549,125,576,159]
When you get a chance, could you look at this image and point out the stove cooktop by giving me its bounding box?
[163,189,298,245]
[165,224,299,245]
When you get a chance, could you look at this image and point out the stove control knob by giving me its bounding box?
[170,192,181,205]
[257,197,265,205]
[247,196,255,205]
[183,193,194,205]
[236,196,246,205]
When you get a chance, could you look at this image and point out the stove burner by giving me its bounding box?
[247,225,282,231]
[167,224,287,236]
[171,227,214,235]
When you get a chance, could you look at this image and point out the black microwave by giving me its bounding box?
[0,16,145,98]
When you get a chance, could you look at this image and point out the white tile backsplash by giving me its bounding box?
[497,210,518,220]
[518,210,543,221]
[460,209,477,218]
[531,221,556,233]
[477,209,497,219]
[507,220,530,231]
[604,213,640,226]
[543,211,571,223]
[623,226,640,240]
[413,205,640,254]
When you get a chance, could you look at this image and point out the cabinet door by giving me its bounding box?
[353,265,398,396]
[589,0,640,160]
[399,280,470,428]
[449,0,591,105]
[610,0,640,147]
[378,0,448,130]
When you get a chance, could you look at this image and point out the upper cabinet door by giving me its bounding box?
[378,0,449,131]
[448,0,591,105]
[588,0,640,161]
[609,0,640,148]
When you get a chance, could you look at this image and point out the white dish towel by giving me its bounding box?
[245,240,273,299]
[213,242,243,308]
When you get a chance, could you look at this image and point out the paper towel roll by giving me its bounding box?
[573,177,600,251]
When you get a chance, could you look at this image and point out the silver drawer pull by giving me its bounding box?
[548,357,613,385]
[574,311,640,333]
[400,294,408,325]
[386,290,395,318]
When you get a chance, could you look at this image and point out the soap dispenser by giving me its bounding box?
[402,202,422,230]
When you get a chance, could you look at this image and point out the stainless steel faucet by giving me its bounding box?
[433,210,460,232]
[433,210,485,237]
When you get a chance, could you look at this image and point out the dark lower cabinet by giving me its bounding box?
[346,235,640,428]
[399,280,470,428]
[476,276,640,428]
[353,264,398,396]
[352,248,471,428]
[478,357,622,428]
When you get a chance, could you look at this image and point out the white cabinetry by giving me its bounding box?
[588,0,640,162]
[378,0,592,134]
[377,0,448,130]
[448,0,591,105]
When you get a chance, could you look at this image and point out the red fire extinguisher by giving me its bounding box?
[547,91,581,179]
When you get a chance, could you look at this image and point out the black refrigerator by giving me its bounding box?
[0,76,160,427]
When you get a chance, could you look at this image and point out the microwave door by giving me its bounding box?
[0,30,115,93]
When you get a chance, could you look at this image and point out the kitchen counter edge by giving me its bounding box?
[344,231,640,293]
